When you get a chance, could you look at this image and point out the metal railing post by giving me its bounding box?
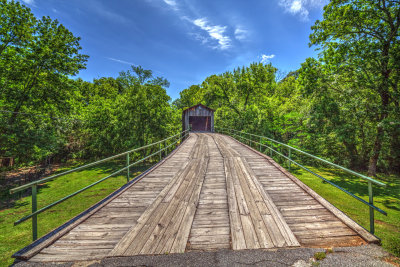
[159,142,162,161]
[259,137,262,152]
[32,184,38,241]
[126,153,130,183]
[269,141,272,157]
[368,181,374,234]
[288,148,292,171]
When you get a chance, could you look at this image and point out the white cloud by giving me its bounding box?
[192,18,231,50]
[106,57,135,65]
[278,0,325,20]
[234,27,248,41]
[21,0,35,6]
[163,0,179,10]
[260,54,275,63]
[163,0,177,6]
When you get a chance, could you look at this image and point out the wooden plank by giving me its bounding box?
[230,135,378,244]
[189,235,230,244]
[192,220,230,227]
[281,209,332,217]
[233,157,274,249]
[238,157,300,247]
[224,157,246,250]
[188,243,230,250]
[285,214,337,224]
[15,135,193,261]
[278,205,325,211]
[134,158,204,254]
[288,221,346,231]
[293,228,357,238]
[170,157,209,253]
[151,145,208,254]
[227,155,261,249]
[109,158,193,256]
[190,227,230,236]
[299,236,365,247]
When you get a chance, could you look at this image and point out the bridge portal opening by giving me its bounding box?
[189,116,211,131]
[182,104,214,132]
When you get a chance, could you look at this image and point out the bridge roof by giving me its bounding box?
[182,103,215,113]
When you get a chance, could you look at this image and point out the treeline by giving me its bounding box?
[174,0,400,176]
[1,0,399,177]
[0,0,179,168]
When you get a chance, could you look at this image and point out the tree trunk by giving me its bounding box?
[368,125,384,176]
[343,141,360,170]
[368,43,391,176]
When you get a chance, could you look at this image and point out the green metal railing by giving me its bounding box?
[10,129,190,241]
[216,127,386,235]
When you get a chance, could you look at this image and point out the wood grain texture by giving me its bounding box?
[26,133,371,263]
[223,133,374,245]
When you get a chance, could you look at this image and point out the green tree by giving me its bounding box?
[309,0,400,176]
[0,0,88,165]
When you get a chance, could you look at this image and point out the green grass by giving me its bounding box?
[0,160,150,267]
[314,251,326,261]
[1,155,399,266]
[290,165,400,258]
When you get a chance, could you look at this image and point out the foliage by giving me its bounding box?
[0,0,87,166]
[76,66,179,159]
[0,1,179,168]
[174,1,400,175]
[308,0,400,175]
[314,252,326,261]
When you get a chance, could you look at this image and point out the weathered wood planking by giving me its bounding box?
[222,134,370,246]
[110,134,209,256]
[188,133,230,251]
[216,137,299,249]
[30,134,199,262]
[27,133,373,263]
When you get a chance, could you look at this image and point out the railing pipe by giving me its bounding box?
[11,130,189,241]
[219,128,385,187]
[10,130,188,194]
[219,128,387,217]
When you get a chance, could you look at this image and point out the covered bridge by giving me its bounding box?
[182,104,214,132]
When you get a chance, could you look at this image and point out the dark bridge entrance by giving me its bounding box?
[182,104,214,132]
[189,116,211,131]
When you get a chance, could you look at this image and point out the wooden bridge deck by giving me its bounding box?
[24,133,375,262]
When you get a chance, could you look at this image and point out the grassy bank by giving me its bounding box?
[1,160,398,266]
[291,166,400,258]
[0,161,149,266]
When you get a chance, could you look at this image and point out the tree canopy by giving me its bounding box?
[0,1,179,167]
[1,0,399,177]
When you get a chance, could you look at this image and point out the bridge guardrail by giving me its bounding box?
[10,129,190,241]
[216,127,386,235]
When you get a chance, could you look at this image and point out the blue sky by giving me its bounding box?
[21,0,326,99]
